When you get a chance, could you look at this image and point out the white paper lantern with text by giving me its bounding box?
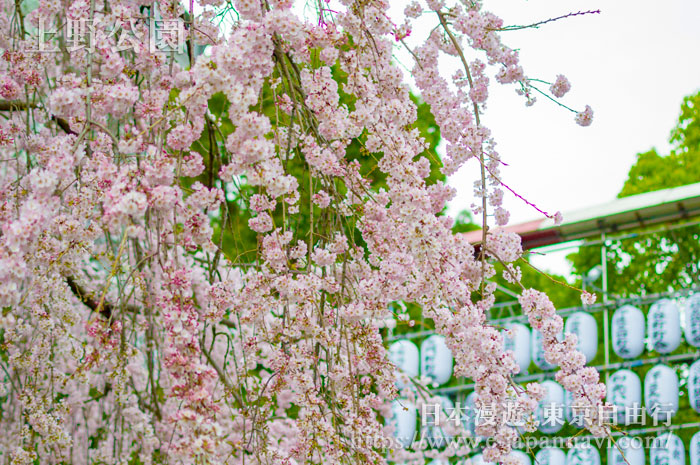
[420,335,453,386]
[606,369,642,424]
[389,400,417,449]
[388,339,419,388]
[651,433,685,465]
[565,312,598,363]
[688,359,700,413]
[685,294,700,347]
[612,305,645,359]
[608,437,645,465]
[566,443,600,465]
[648,299,681,354]
[690,430,700,465]
[644,364,679,421]
[503,323,531,374]
[537,380,565,434]
[536,447,566,465]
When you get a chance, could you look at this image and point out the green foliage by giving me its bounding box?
[619,148,700,197]
[451,210,481,234]
[516,259,581,309]
[183,63,446,265]
[490,257,581,311]
[88,386,107,401]
[569,90,700,297]
[670,92,700,154]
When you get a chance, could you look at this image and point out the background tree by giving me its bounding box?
[568,90,700,297]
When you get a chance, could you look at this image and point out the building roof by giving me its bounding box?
[464,182,700,250]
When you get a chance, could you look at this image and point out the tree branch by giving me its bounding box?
[0,100,76,135]
[66,275,114,319]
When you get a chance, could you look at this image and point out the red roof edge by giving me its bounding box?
[463,219,552,251]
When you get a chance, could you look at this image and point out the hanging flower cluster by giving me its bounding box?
[0,0,603,464]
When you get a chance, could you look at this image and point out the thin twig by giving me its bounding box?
[493,10,601,32]
[437,11,489,294]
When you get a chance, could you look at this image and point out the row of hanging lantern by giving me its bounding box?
[387,312,595,392]
[510,296,700,375]
[388,335,454,450]
[533,432,694,465]
[389,393,481,451]
[505,312,598,373]
[387,296,700,457]
[388,312,600,392]
[389,335,454,389]
[389,296,700,390]
[536,363,689,435]
[614,296,700,357]
[403,431,700,465]
[390,360,696,447]
[389,394,469,450]
[527,310,599,372]
[482,363,685,436]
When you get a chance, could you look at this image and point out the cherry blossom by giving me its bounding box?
[0,1,603,464]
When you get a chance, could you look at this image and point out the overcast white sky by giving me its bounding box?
[386,0,700,276]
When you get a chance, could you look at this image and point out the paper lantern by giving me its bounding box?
[648,299,681,354]
[463,392,478,437]
[469,454,490,465]
[644,364,679,422]
[421,335,453,386]
[566,443,600,465]
[388,339,419,389]
[612,305,645,359]
[503,323,531,374]
[389,400,416,449]
[536,447,566,465]
[685,294,700,347]
[565,312,598,363]
[651,433,685,465]
[688,359,700,413]
[422,396,454,449]
[453,459,474,465]
[532,329,558,370]
[690,430,700,465]
[422,395,454,426]
[510,450,532,465]
[608,437,645,465]
[465,391,493,439]
[563,390,582,428]
[606,369,642,424]
[537,380,565,434]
